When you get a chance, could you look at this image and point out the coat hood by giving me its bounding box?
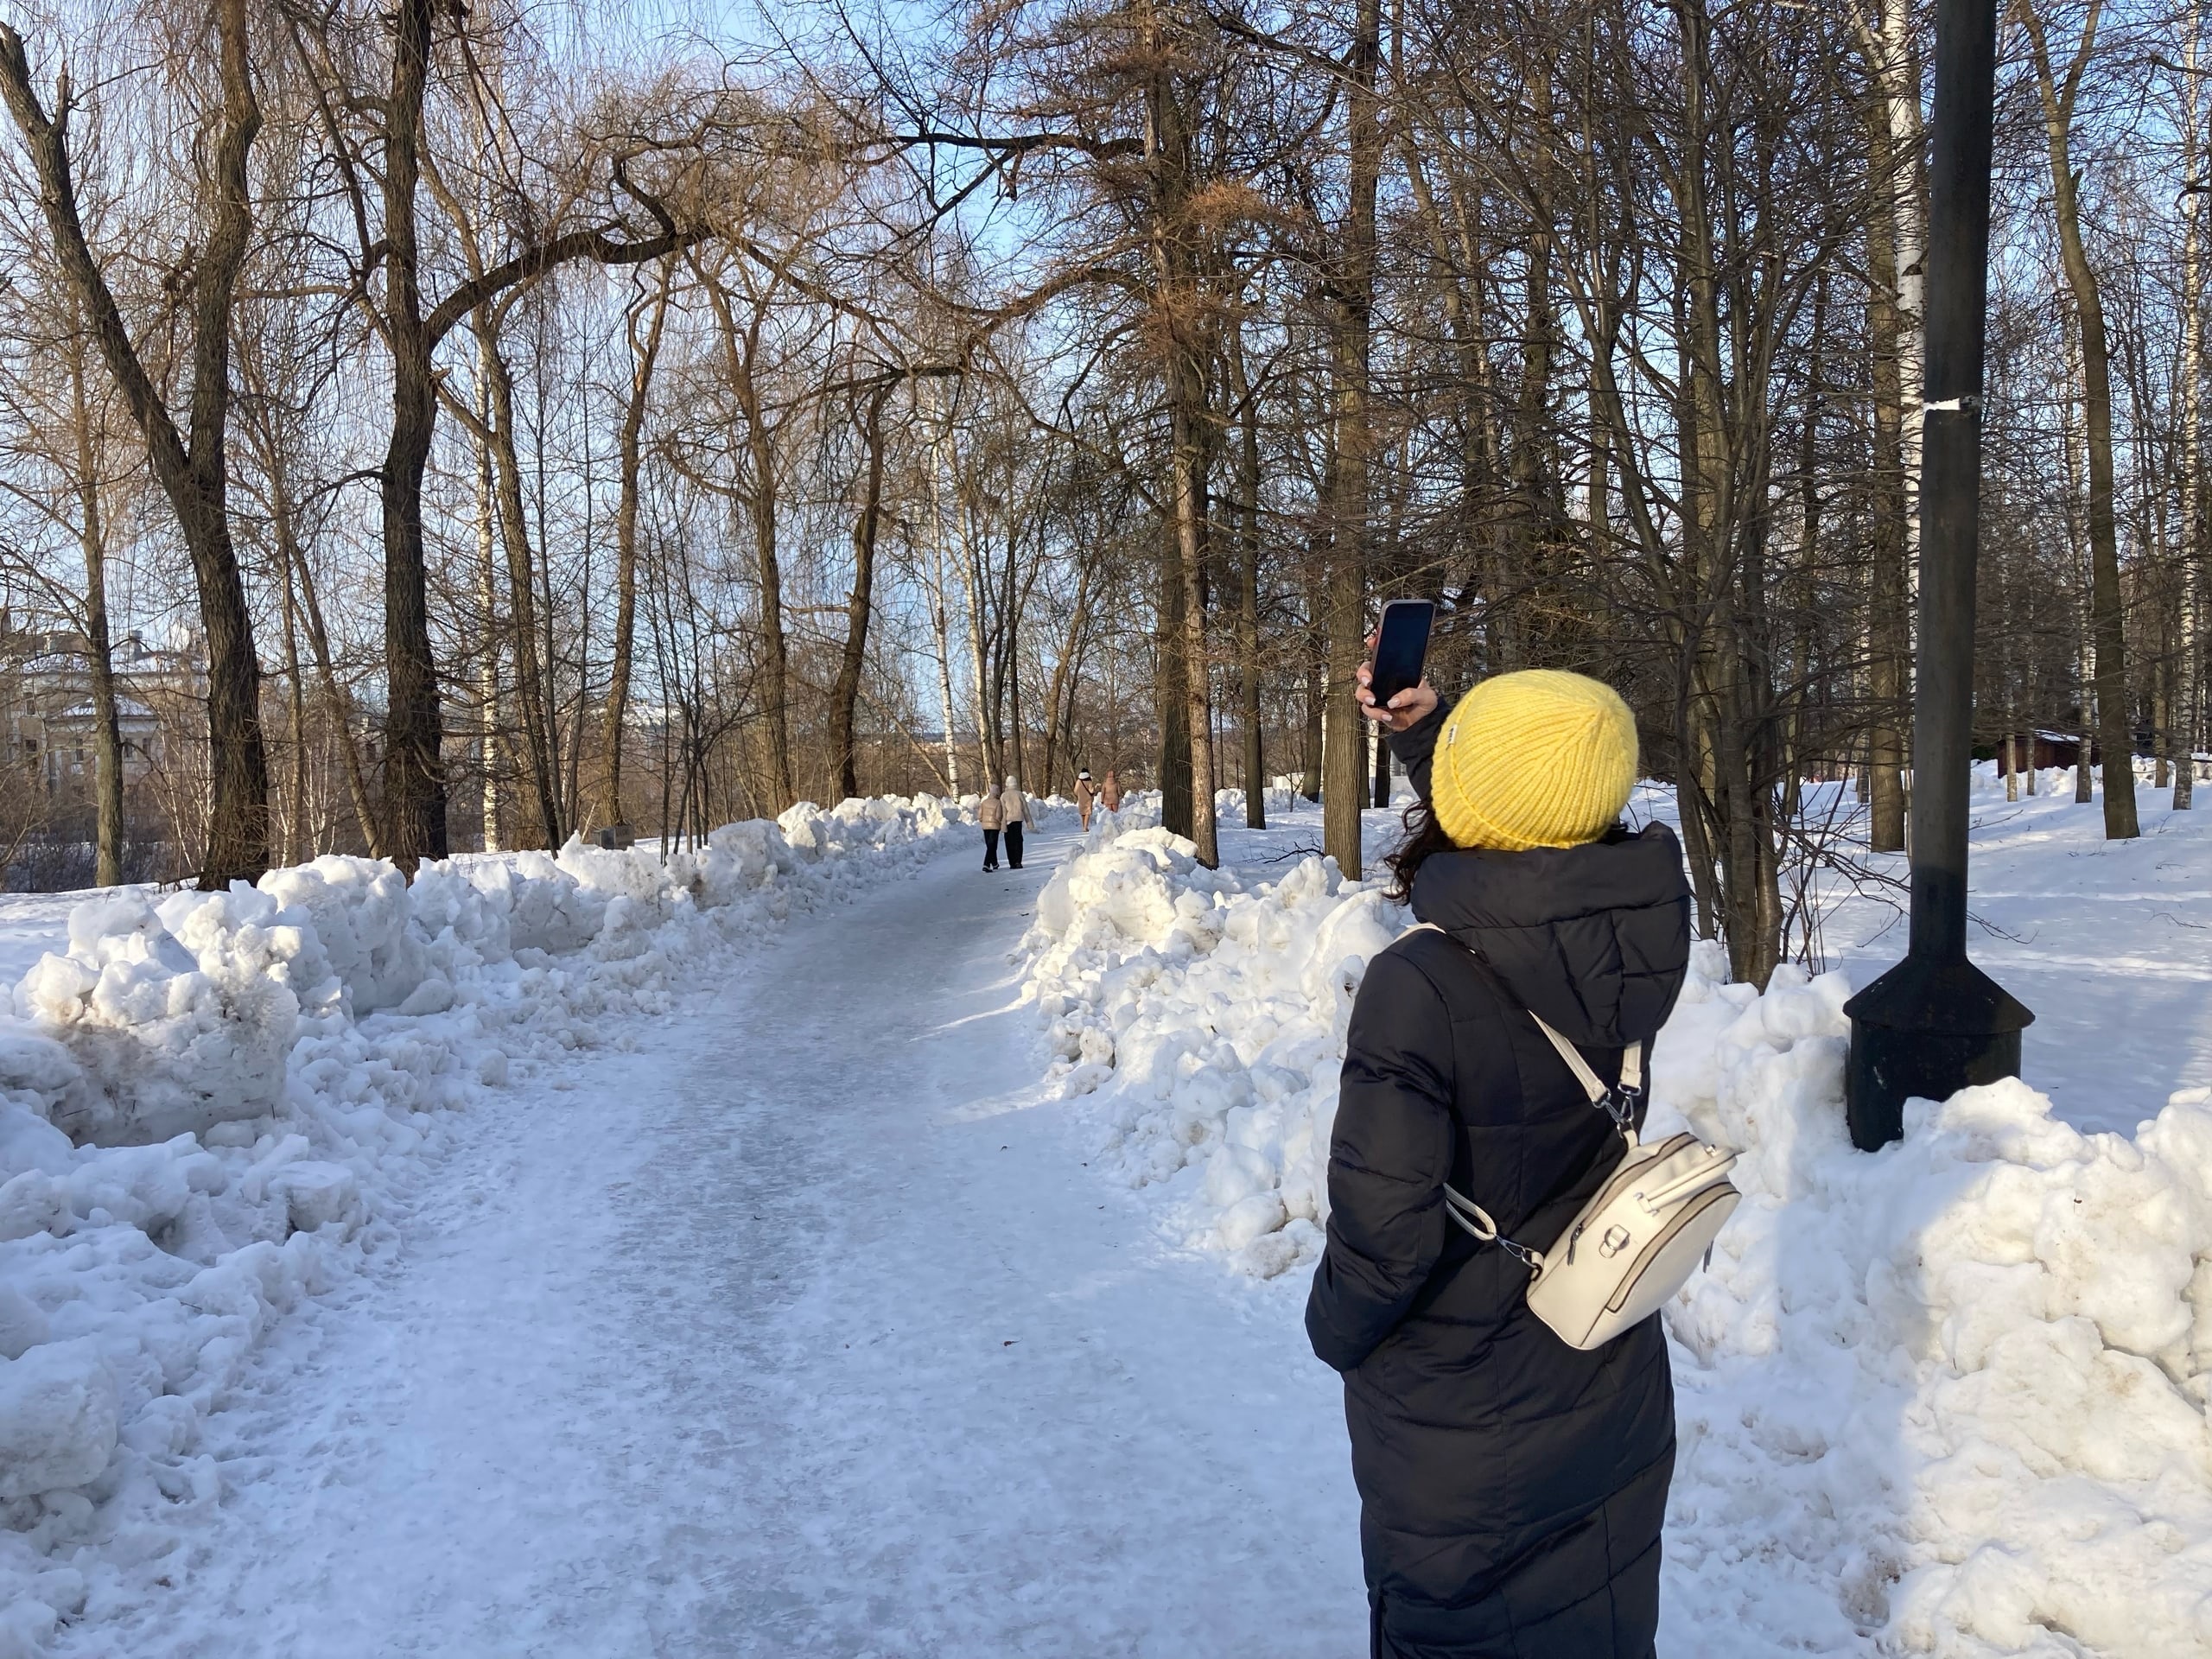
[1408,823,1692,1048]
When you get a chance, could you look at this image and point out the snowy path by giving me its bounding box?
[95,830,1366,1658]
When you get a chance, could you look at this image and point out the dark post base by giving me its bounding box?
[1842,955,2033,1151]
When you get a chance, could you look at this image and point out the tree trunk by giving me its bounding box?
[1671,0,1783,982]
[476,313,564,847]
[1302,617,1324,801]
[2182,5,2205,809]
[741,338,796,812]
[1587,340,1611,542]
[1157,513,1194,836]
[918,392,966,798]
[2058,287,2098,807]
[926,506,963,794]
[265,467,322,868]
[1229,321,1267,828]
[359,0,691,863]
[595,268,671,827]
[830,381,893,801]
[1324,0,1382,877]
[1170,375,1217,865]
[1141,11,1217,864]
[2022,0,2137,837]
[65,337,124,886]
[954,491,1001,785]
[1510,67,1557,591]
[86,548,127,883]
[286,528,385,859]
[1785,279,1825,829]
[2157,592,2175,790]
[1041,560,1094,797]
[1859,0,1929,581]
[1865,88,1911,852]
[277,536,310,862]
[1006,537,1029,791]
[2078,633,2097,804]
[474,358,504,852]
[375,0,449,871]
[0,9,270,887]
[1676,697,1725,941]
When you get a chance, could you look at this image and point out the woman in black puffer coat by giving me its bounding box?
[1307,667,1692,1659]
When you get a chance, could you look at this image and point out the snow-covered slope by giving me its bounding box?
[1022,806,2212,1658]
[0,796,971,1656]
[1624,763,2212,1135]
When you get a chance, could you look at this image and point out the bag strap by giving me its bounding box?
[1401,921,1647,1274]
[1408,923,1643,1141]
[1528,1009,1643,1141]
[1440,1185,1545,1272]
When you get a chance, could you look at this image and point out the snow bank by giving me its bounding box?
[0,796,968,1652]
[1211,785,1304,821]
[1656,949,2212,1655]
[1025,821,1404,1276]
[1057,787,1298,835]
[1024,816,2212,1656]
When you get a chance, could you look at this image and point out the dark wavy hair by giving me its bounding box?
[1389,803,1639,902]
[1383,798,1458,904]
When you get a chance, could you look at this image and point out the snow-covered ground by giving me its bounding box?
[1622,765,2212,1137]
[20,817,1369,1657]
[1026,775,2212,1656]
[0,797,991,1656]
[1211,768,2212,1137]
[0,892,132,999]
[5,770,2207,1657]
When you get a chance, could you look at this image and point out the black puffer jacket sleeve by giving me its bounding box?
[1306,950,1457,1373]
[1387,705,1448,804]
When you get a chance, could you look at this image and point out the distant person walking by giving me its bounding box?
[1311,666,1691,1658]
[1000,775,1039,869]
[1100,770,1122,814]
[977,781,1005,871]
[1074,770,1098,831]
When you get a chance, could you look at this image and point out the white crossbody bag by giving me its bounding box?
[1411,925,1741,1351]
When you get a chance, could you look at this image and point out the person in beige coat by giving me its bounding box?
[999,775,1039,868]
[1073,770,1098,831]
[977,781,1005,870]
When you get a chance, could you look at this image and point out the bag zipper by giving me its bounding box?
[1601,1185,1738,1313]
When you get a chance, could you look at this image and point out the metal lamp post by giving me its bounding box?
[1842,0,2033,1150]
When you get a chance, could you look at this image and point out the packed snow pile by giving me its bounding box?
[1211,785,1305,821]
[1071,793,1162,837]
[1655,949,2212,1656]
[1026,823,1406,1276]
[0,796,968,1655]
[1062,787,1298,838]
[1024,817,2212,1657]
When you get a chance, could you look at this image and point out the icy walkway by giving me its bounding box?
[90,830,1366,1657]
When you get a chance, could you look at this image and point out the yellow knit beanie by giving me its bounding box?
[1429,670,1639,852]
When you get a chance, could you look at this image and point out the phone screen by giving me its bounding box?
[1370,600,1435,706]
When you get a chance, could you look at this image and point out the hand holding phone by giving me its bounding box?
[1358,600,1439,732]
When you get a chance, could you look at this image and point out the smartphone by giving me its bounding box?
[1370,599,1436,708]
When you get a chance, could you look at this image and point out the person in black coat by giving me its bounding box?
[1307,664,1693,1659]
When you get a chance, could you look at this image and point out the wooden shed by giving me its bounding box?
[1991,730,2086,770]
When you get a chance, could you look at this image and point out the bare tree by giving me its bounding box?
[0,3,270,885]
[2018,0,2139,838]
